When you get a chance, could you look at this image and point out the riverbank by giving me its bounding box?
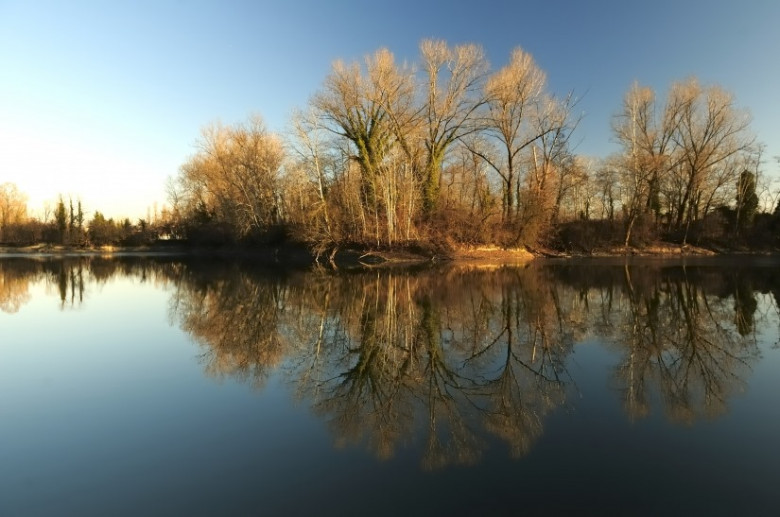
[0,241,775,266]
[0,244,530,268]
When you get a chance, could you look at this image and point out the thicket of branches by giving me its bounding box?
[168,41,585,251]
[165,40,777,252]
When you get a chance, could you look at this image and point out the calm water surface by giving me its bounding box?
[2,256,780,516]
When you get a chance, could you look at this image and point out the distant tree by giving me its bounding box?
[54,197,68,244]
[612,82,678,245]
[735,170,758,234]
[0,182,28,243]
[68,198,75,236]
[613,78,755,245]
[88,211,120,246]
[76,200,84,232]
[667,79,754,243]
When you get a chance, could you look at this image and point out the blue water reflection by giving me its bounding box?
[1,256,779,516]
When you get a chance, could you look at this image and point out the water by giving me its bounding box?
[2,256,780,516]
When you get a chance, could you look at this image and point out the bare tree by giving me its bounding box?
[174,116,285,238]
[668,79,754,243]
[468,48,550,225]
[0,182,28,242]
[419,39,488,214]
[312,49,416,209]
[311,48,421,245]
[612,82,679,245]
[289,108,336,244]
[524,93,580,232]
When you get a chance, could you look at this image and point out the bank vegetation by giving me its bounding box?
[2,40,779,258]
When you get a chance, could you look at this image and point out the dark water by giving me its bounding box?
[2,256,780,516]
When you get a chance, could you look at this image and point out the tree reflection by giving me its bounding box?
[164,265,578,468]
[458,269,572,459]
[158,260,772,464]
[607,264,760,423]
[169,265,293,389]
[0,259,37,313]
[0,256,178,313]
[1,256,775,466]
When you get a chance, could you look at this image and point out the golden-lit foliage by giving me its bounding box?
[173,116,285,239]
[0,182,28,242]
[310,48,420,245]
[304,42,581,247]
[419,40,488,213]
[167,41,585,249]
[160,40,771,251]
[611,78,756,245]
[479,48,548,222]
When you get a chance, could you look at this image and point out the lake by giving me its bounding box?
[2,255,780,516]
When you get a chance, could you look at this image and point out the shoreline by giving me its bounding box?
[0,242,777,266]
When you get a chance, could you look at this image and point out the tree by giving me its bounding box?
[523,93,580,238]
[735,170,758,234]
[468,48,550,225]
[76,200,84,232]
[613,78,755,245]
[88,211,120,245]
[0,183,28,243]
[54,197,68,244]
[668,79,754,243]
[311,48,419,245]
[173,115,286,239]
[419,39,488,214]
[69,198,75,235]
[612,82,679,245]
[288,108,338,246]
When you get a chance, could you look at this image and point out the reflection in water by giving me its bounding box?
[0,257,175,312]
[0,259,36,313]
[612,265,758,423]
[162,259,771,467]
[170,266,291,388]
[2,257,776,467]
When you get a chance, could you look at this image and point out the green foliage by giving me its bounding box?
[736,170,758,232]
[88,211,114,245]
[55,198,67,243]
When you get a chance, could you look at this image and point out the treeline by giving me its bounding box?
[166,40,780,253]
[3,40,780,252]
[0,184,167,247]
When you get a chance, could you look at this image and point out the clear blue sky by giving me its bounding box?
[1,0,778,219]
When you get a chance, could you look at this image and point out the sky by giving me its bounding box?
[1,0,779,220]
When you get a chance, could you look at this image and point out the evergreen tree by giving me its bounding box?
[69,198,75,235]
[76,200,84,232]
[55,198,68,244]
[736,170,758,234]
